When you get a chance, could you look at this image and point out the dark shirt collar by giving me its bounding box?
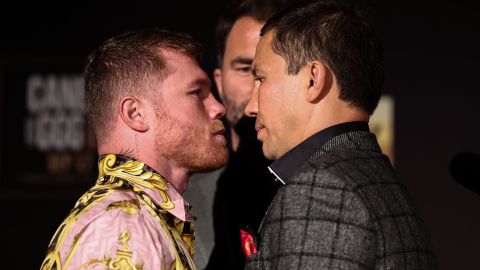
[268,121,369,184]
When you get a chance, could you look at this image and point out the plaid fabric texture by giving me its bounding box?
[245,131,437,269]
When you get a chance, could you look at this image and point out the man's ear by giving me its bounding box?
[118,96,149,132]
[213,68,224,98]
[305,61,328,103]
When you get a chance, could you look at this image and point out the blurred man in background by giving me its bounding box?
[184,0,296,269]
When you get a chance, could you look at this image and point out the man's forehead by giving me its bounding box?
[224,17,264,65]
[229,16,264,42]
[160,48,195,63]
[252,32,274,72]
[157,49,210,87]
[258,30,274,51]
[174,67,211,88]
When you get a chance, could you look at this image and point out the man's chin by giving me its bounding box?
[262,144,276,161]
[190,148,228,173]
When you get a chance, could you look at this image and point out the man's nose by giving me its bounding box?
[245,87,258,117]
[208,92,226,120]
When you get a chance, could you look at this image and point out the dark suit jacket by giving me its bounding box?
[245,130,437,269]
[204,117,280,270]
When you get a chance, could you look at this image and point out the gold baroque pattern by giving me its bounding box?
[107,200,141,215]
[80,231,145,270]
[41,154,194,270]
[99,154,174,210]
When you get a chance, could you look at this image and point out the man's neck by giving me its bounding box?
[98,147,190,194]
[300,98,370,144]
[98,123,190,194]
[135,152,190,194]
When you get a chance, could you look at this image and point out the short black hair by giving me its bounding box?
[262,0,384,114]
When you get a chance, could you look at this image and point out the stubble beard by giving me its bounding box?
[222,93,248,127]
[155,112,228,173]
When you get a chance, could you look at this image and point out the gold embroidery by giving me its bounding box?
[170,228,195,269]
[107,231,138,270]
[99,154,174,210]
[41,154,196,270]
[64,227,88,267]
[80,231,144,270]
[41,185,113,270]
[107,200,141,215]
[174,217,195,257]
[141,201,193,270]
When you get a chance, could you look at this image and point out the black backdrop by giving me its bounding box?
[1,1,478,269]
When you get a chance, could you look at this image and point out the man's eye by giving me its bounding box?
[189,89,201,96]
[235,66,252,75]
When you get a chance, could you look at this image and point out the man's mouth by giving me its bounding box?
[255,122,265,139]
[213,129,225,136]
[211,122,227,144]
[211,121,226,136]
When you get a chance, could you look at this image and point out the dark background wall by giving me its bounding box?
[379,1,480,269]
[1,1,478,269]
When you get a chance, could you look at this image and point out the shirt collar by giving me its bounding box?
[98,154,193,222]
[268,121,369,184]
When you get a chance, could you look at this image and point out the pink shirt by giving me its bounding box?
[41,154,196,270]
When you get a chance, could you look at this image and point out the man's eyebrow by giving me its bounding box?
[185,78,211,89]
[230,57,253,67]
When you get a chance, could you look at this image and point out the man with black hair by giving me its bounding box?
[244,0,438,269]
[184,0,296,269]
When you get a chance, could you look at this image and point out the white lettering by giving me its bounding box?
[24,73,86,151]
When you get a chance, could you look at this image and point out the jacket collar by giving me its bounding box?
[268,121,370,184]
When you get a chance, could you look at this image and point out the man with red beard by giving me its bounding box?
[40,29,228,270]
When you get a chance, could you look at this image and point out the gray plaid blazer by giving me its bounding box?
[245,131,437,269]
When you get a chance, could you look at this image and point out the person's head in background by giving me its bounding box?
[214,0,297,151]
[84,28,228,193]
[246,0,384,159]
